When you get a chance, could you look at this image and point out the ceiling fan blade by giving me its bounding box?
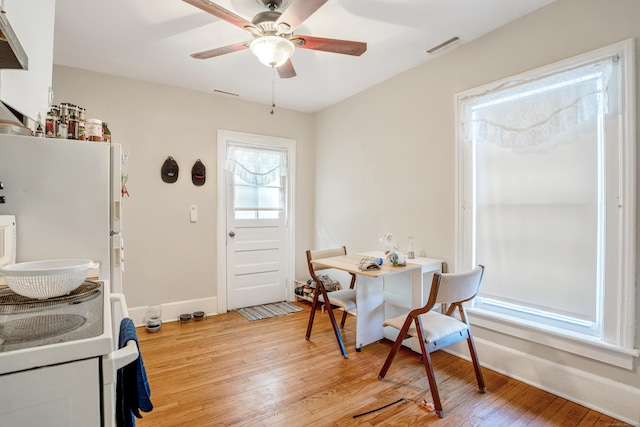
[183,0,254,30]
[292,36,367,56]
[276,0,328,32]
[277,59,296,79]
[190,42,249,59]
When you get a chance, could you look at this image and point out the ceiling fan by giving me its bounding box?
[183,0,367,78]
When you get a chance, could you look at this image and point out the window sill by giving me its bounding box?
[467,307,639,370]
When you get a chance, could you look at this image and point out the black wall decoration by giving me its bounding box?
[161,157,179,183]
[191,159,206,186]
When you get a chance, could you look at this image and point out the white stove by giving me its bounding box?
[0,280,137,427]
[0,281,105,354]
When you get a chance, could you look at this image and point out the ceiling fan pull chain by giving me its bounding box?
[271,67,276,115]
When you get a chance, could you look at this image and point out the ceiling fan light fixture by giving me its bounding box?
[250,36,295,68]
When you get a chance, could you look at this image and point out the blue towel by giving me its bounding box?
[116,318,153,427]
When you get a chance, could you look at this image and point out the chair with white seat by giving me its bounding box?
[378,265,486,418]
[305,246,357,358]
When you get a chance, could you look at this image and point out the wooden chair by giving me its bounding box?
[378,265,486,417]
[305,247,357,358]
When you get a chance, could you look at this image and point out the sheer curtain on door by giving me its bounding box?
[225,144,287,220]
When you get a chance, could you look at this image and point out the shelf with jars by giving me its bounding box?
[43,103,111,143]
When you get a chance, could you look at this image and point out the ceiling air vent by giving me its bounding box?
[426,36,461,54]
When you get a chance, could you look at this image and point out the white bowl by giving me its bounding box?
[0,259,96,299]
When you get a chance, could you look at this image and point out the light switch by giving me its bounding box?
[190,205,198,223]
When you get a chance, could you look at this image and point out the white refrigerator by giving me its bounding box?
[0,134,124,292]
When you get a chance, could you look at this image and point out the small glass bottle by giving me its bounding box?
[67,105,78,140]
[77,107,86,141]
[408,236,415,259]
[57,115,68,139]
[34,113,44,137]
[35,123,44,137]
[77,118,86,141]
[59,102,69,120]
[45,108,56,138]
[102,122,111,143]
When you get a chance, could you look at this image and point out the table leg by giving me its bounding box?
[409,266,424,353]
[356,275,385,351]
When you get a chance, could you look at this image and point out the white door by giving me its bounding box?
[217,131,296,311]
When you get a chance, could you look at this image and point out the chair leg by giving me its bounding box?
[378,335,403,379]
[339,309,348,328]
[305,286,321,340]
[306,285,348,358]
[378,316,413,379]
[466,333,486,392]
[326,304,348,358]
[421,350,444,418]
[319,286,348,358]
[415,323,444,418]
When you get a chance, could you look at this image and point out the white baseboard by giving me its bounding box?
[128,296,218,327]
[445,338,640,426]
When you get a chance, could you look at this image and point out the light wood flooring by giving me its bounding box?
[135,302,630,427]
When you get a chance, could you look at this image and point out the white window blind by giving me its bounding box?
[456,39,636,355]
[225,144,287,219]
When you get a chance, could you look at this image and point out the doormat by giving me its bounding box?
[235,301,303,321]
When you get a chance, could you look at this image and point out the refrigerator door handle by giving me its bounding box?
[113,247,121,268]
[110,234,124,293]
[113,200,121,221]
[110,144,123,234]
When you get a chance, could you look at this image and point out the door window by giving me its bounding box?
[225,144,287,220]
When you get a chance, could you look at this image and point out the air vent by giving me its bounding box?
[214,89,240,97]
[426,36,461,54]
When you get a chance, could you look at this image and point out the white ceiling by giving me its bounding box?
[53,0,555,113]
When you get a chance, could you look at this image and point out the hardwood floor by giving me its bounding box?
[135,302,629,427]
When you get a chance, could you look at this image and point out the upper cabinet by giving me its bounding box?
[0,0,55,124]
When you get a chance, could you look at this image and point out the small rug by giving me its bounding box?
[235,301,303,321]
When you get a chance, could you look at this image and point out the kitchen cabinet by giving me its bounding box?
[0,0,55,124]
[0,358,102,427]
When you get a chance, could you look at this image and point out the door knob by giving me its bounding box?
[228,231,235,237]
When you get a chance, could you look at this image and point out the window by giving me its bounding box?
[455,39,636,365]
[225,144,287,220]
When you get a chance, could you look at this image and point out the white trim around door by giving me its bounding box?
[216,129,296,314]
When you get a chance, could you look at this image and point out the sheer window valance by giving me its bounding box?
[225,144,287,186]
[459,56,615,152]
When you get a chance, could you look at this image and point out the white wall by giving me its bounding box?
[52,0,640,421]
[52,66,316,312]
[314,0,640,423]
